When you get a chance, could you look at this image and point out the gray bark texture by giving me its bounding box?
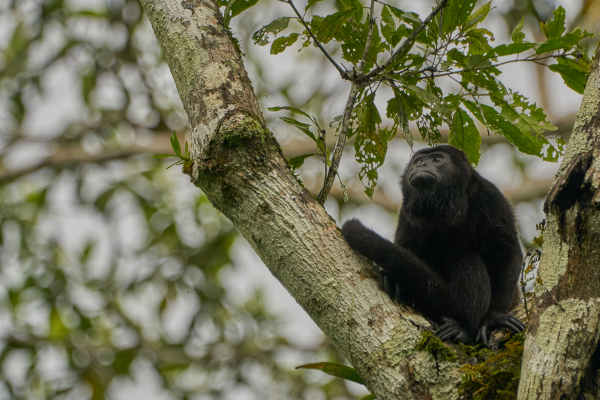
[518,48,600,400]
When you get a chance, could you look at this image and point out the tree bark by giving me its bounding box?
[518,48,600,399]
[139,0,465,398]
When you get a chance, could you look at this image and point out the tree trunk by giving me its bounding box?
[518,48,600,399]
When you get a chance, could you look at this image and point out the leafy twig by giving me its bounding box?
[285,0,346,77]
[364,0,449,80]
[153,131,193,172]
[318,83,360,205]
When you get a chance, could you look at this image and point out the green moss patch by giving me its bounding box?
[458,333,525,400]
[415,331,458,362]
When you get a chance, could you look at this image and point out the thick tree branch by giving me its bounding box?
[519,47,600,400]
[140,0,463,398]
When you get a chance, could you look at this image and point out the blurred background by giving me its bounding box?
[0,0,597,399]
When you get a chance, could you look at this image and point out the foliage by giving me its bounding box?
[241,0,592,198]
[153,131,193,173]
[459,333,525,400]
[415,331,458,362]
[270,106,349,201]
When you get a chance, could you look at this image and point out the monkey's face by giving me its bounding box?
[406,151,452,190]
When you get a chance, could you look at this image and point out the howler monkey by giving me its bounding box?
[341,145,525,345]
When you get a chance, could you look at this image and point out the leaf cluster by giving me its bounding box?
[153,131,193,173]
[270,106,350,201]
[241,0,593,199]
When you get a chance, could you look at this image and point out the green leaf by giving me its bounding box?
[381,6,399,48]
[387,90,413,148]
[548,64,587,94]
[296,362,364,384]
[465,54,491,70]
[231,0,260,17]
[252,17,292,46]
[489,42,536,57]
[317,9,360,43]
[465,29,492,55]
[354,93,387,199]
[541,6,566,39]
[359,395,376,400]
[449,108,481,165]
[535,38,564,54]
[465,1,491,30]
[170,131,182,157]
[490,92,557,136]
[442,0,477,35]
[511,17,525,43]
[305,0,324,12]
[288,154,314,170]
[556,55,590,73]
[271,33,300,54]
[481,104,542,157]
[268,106,313,120]
[461,98,485,125]
[280,117,317,141]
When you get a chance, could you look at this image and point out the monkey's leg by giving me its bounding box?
[342,219,451,318]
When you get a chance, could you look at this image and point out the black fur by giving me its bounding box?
[342,145,524,344]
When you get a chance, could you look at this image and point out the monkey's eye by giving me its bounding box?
[433,156,442,162]
[415,159,423,164]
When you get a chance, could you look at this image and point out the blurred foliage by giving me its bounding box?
[0,0,357,398]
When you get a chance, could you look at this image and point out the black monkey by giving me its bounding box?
[342,145,525,345]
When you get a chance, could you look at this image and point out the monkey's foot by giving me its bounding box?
[378,268,401,304]
[476,311,526,347]
[436,317,472,343]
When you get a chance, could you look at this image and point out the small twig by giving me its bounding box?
[364,0,449,80]
[285,0,346,77]
[427,54,560,79]
[317,83,360,205]
[357,0,376,72]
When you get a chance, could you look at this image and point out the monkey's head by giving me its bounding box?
[400,145,473,226]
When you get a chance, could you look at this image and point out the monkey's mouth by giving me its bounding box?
[410,170,437,179]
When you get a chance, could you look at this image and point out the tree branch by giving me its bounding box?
[317,82,360,205]
[364,0,449,80]
[140,1,463,398]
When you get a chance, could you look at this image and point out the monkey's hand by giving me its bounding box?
[476,311,526,347]
[436,317,472,343]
